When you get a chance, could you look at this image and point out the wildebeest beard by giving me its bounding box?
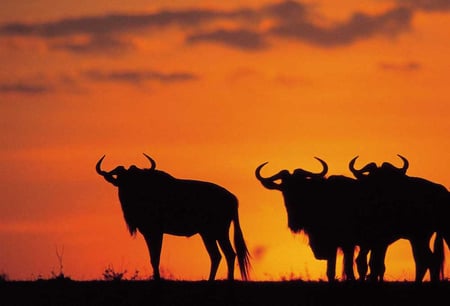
[285,201,304,233]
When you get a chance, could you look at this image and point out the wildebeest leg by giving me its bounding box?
[368,244,388,282]
[410,237,432,283]
[341,245,355,281]
[143,233,163,281]
[356,246,370,281]
[217,234,236,281]
[326,251,337,282]
[200,233,222,281]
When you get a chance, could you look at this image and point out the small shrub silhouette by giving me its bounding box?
[0,272,8,282]
[102,264,139,281]
[50,245,71,281]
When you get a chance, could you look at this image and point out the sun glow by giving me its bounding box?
[0,0,449,282]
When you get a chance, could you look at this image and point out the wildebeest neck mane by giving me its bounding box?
[117,169,177,236]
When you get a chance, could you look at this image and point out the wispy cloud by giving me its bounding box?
[379,61,421,71]
[187,29,268,50]
[84,69,198,84]
[397,0,450,11]
[0,69,197,95]
[51,35,134,54]
[0,82,51,94]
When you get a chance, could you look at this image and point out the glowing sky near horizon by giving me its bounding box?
[0,0,449,281]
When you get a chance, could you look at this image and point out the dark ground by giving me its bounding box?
[1,280,448,306]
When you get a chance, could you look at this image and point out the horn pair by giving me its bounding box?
[349,154,409,178]
[96,153,156,176]
[255,157,328,189]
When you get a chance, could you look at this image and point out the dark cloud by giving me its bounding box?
[186,1,309,50]
[0,3,307,38]
[0,6,257,54]
[379,61,421,71]
[187,29,267,50]
[188,6,412,50]
[0,9,254,37]
[263,0,309,22]
[0,83,51,94]
[269,7,412,47]
[397,0,450,11]
[0,1,426,53]
[84,69,198,84]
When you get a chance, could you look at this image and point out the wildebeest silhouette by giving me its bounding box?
[349,155,449,282]
[255,158,360,282]
[96,154,251,281]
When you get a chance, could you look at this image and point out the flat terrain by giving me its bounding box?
[1,280,448,306]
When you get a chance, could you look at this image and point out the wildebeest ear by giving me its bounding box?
[278,169,292,179]
[110,166,126,174]
[293,169,310,178]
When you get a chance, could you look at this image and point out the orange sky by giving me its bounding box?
[0,0,449,281]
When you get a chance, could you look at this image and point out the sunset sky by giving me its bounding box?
[0,0,449,281]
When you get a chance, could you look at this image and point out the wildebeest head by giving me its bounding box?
[255,157,328,189]
[349,154,409,180]
[96,153,157,186]
[255,158,329,232]
[96,153,160,235]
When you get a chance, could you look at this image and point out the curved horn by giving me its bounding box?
[397,154,409,174]
[313,157,328,177]
[96,155,108,176]
[255,162,284,190]
[143,153,156,170]
[96,155,119,186]
[348,156,361,178]
[349,156,377,179]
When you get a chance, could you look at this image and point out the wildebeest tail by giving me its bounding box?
[233,206,251,280]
